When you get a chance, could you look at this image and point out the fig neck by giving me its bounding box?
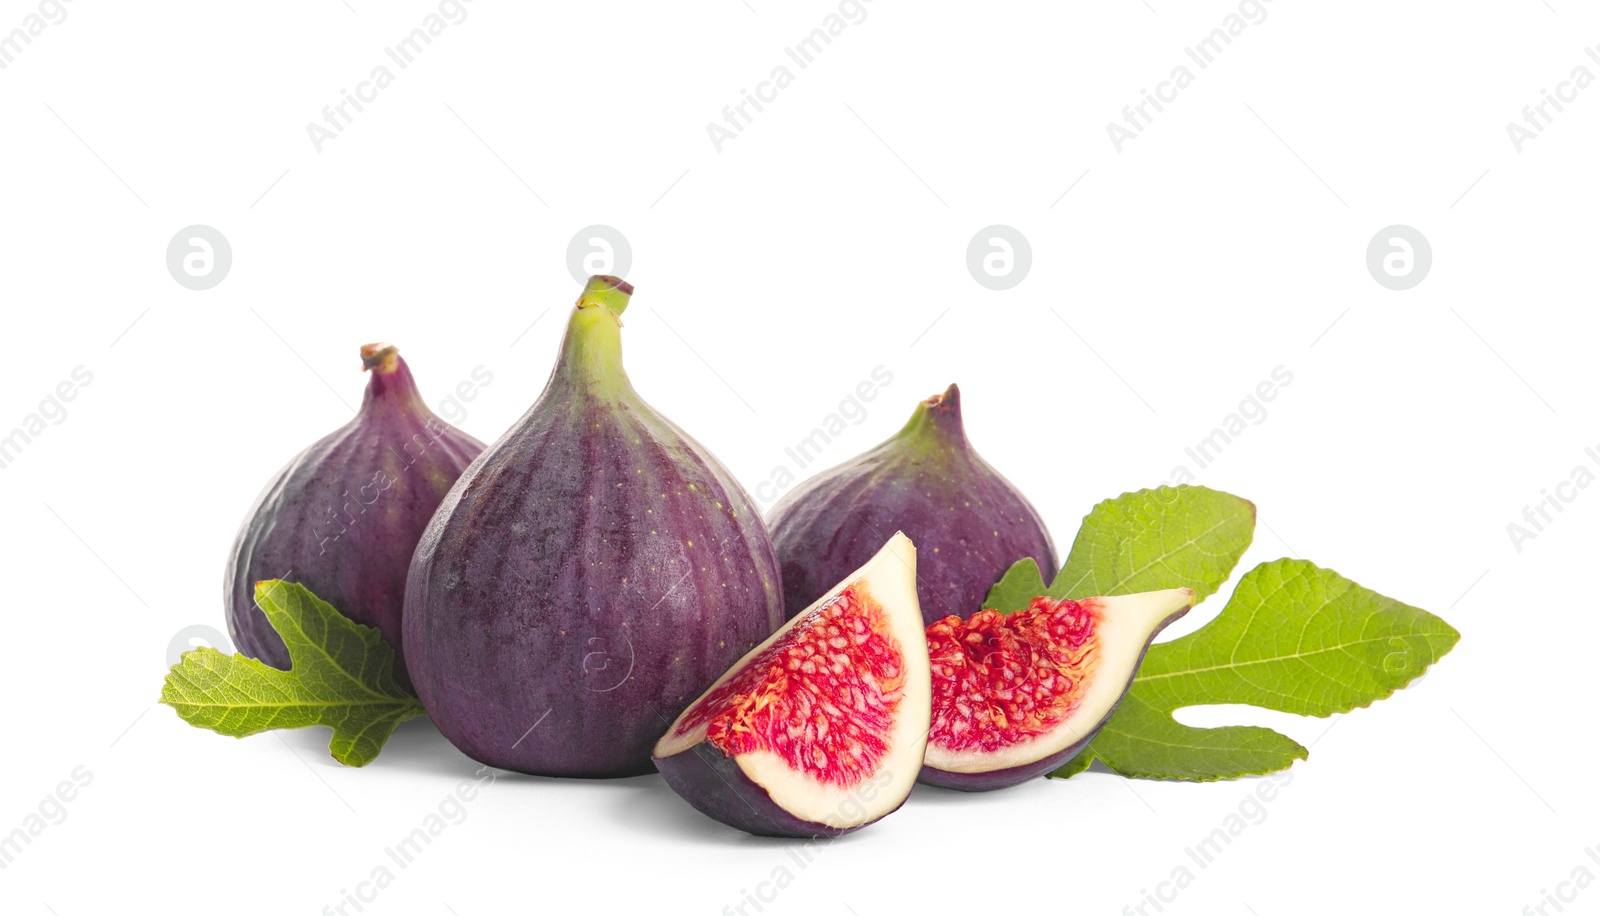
[358,343,430,416]
[890,384,970,459]
[552,275,637,400]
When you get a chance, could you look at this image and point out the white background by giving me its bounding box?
[1,1,1595,913]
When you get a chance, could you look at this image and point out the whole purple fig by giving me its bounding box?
[403,275,785,778]
[225,344,485,685]
[767,384,1056,626]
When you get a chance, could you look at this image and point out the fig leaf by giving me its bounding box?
[981,557,1052,614]
[984,486,1460,782]
[161,581,425,767]
[984,485,1257,612]
[1064,559,1460,781]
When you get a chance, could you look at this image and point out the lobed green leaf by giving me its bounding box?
[160,581,425,767]
[1051,558,1460,781]
[981,485,1458,782]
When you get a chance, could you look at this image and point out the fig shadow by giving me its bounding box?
[280,720,875,846]
[600,776,760,848]
[906,759,1113,807]
[600,777,879,849]
[275,717,475,780]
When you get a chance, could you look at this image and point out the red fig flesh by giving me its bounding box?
[768,385,1057,626]
[225,344,485,685]
[403,276,785,778]
[653,533,930,838]
[920,587,1194,790]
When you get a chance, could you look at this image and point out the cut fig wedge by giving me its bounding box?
[920,587,1195,791]
[653,533,931,838]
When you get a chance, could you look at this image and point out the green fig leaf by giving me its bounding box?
[1075,689,1311,782]
[1055,485,1257,603]
[1051,751,1096,780]
[981,557,1052,614]
[981,486,1458,782]
[983,485,1256,613]
[1052,559,1461,781]
[160,581,425,767]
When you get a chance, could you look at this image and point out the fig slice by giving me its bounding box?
[652,533,931,838]
[920,587,1195,791]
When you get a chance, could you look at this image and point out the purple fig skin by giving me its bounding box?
[225,345,485,686]
[403,277,785,779]
[916,606,1190,791]
[653,743,893,839]
[768,384,1056,626]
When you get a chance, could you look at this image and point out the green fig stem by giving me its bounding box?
[557,276,635,397]
[893,384,969,455]
[577,274,633,317]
